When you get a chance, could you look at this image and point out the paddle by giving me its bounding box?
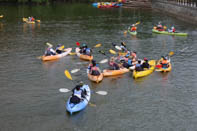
[109,49,117,55]
[0,15,3,18]
[112,43,122,50]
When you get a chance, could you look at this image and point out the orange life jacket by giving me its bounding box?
[162,60,168,64]
[131,27,137,31]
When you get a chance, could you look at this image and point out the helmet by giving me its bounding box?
[132,24,135,26]
[144,57,148,61]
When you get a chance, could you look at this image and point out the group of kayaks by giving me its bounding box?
[152,28,188,36]
[92,2,122,8]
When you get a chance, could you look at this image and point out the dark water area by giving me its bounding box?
[0,3,197,131]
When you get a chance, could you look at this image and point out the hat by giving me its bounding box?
[82,43,86,47]
[79,81,84,86]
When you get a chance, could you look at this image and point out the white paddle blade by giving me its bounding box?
[99,59,108,64]
[129,66,135,70]
[71,69,80,73]
[115,46,122,50]
[96,91,108,95]
[59,88,70,93]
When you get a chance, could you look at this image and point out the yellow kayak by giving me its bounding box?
[88,73,103,83]
[156,59,172,72]
[103,68,129,77]
[133,60,156,79]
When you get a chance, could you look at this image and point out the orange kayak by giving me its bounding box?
[42,48,72,61]
[87,73,103,83]
[103,68,129,77]
[75,47,93,61]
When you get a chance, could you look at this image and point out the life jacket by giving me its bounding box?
[162,60,168,64]
[131,27,137,31]
[86,48,91,55]
[172,28,176,32]
[74,89,82,99]
[31,17,35,21]
[91,66,100,76]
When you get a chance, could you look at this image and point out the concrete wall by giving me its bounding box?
[152,0,197,24]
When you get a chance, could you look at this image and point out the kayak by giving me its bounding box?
[88,73,103,83]
[66,84,90,115]
[75,47,93,61]
[23,18,35,24]
[42,48,72,61]
[133,60,156,79]
[152,29,188,36]
[103,68,129,77]
[128,29,137,35]
[156,58,172,72]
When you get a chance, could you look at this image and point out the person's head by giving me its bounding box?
[171,26,174,29]
[138,60,141,64]
[92,60,96,66]
[132,24,135,26]
[57,44,61,47]
[110,57,115,62]
[144,57,148,61]
[76,85,81,90]
[158,21,161,24]
[82,43,87,48]
[121,42,126,46]
[79,81,83,86]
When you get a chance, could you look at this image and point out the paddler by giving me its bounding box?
[156,21,164,31]
[70,81,87,104]
[160,56,169,68]
[109,57,120,70]
[141,58,150,69]
[135,60,144,71]
[45,45,56,56]
[87,60,101,76]
[55,44,63,54]
[168,26,176,33]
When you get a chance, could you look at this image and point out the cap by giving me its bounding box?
[144,57,148,61]
[79,81,84,86]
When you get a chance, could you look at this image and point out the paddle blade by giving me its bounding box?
[115,46,122,51]
[109,49,116,55]
[36,20,41,23]
[135,21,140,25]
[164,26,167,30]
[95,91,108,95]
[99,59,108,64]
[76,42,80,46]
[88,102,96,107]
[46,42,53,47]
[94,43,101,48]
[168,51,174,56]
[59,88,70,93]
[37,56,42,59]
[0,15,3,18]
[98,50,106,55]
[124,30,127,34]
[71,69,80,73]
[64,70,72,80]
[69,52,76,55]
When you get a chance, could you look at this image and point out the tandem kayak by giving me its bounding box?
[88,73,103,83]
[42,48,72,61]
[152,29,188,36]
[128,29,137,35]
[75,47,93,61]
[156,58,172,72]
[103,68,129,77]
[66,84,91,115]
[133,60,156,79]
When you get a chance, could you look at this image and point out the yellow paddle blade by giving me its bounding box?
[37,56,42,59]
[164,26,167,30]
[0,15,4,18]
[59,45,64,50]
[36,20,41,23]
[109,49,116,55]
[135,21,140,25]
[23,18,28,22]
[168,51,174,56]
[69,52,76,55]
[94,43,102,48]
[46,42,53,47]
[64,70,72,80]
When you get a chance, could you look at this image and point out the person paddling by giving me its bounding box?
[135,60,144,71]
[141,58,150,69]
[70,81,87,104]
[56,44,63,54]
[160,56,169,68]
[156,22,164,31]
[87,60,101,76]
[109,57,120,70]
[45,45,56,56]
[168,26,176,33]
